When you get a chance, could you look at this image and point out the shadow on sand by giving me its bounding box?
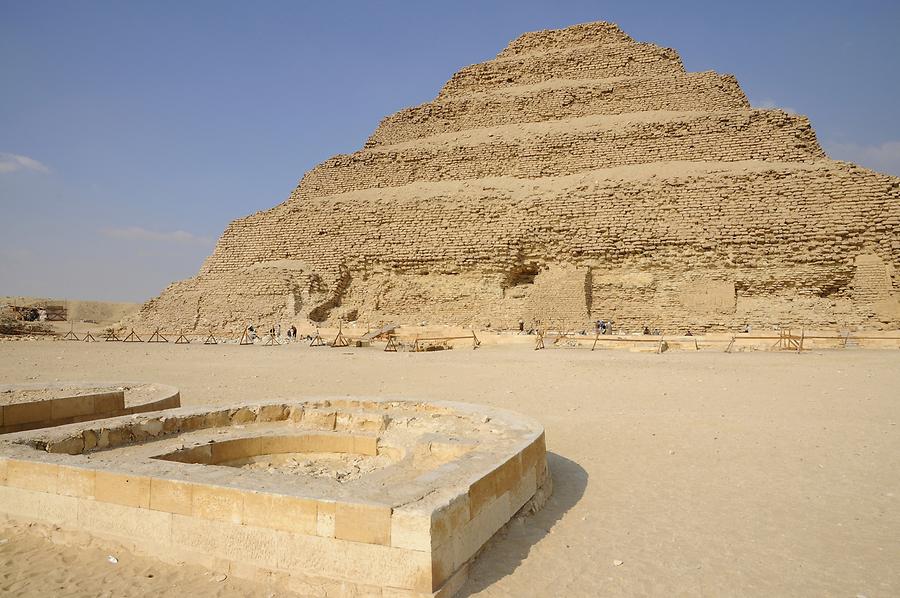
[457,452,588,596]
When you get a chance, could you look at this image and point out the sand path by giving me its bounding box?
[0,341,897,597]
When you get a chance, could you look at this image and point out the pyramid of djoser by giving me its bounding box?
[138,22,900,332]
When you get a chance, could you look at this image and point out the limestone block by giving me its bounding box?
[93,392,125,414]
[77,498,172,546]
[335,502,392,545]
[304,409,337,430]
[230,407,256,424]
[57,466,96,498]
[257,404,287,422]
[50,396,95,420]
[94,471,151,509]
[3,400,51,426]
[467,468,497,519]
[149,478,193,516]
[353,435,378,456]
[390,509,431,552]
[0,485,78,525]
[212,437,262,463]
[243,491,317,535]
[6,459,59,493]
[452,491,512,571]
[276,530,433,593]
[191,483,244,524]
[317,500,336,537]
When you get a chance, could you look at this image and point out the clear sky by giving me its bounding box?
[2,0,898,302]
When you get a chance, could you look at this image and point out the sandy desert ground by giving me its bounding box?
[0,340,897,597]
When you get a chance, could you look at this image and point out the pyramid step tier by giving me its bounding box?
[214,160,897,276]
[294,110,824,201]
[139,159,900,332]
[367,72,749,148]
[439,42,683,98]
[497,22,634,59]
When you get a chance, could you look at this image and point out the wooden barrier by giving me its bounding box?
[331,325,349,348]
[262,334,281,346]
[412,332,480,352]
[309,330,326,347]
[148,328,168,343]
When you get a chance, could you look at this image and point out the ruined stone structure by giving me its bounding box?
[136,21,900,332]
[0,382,180,434]
[0,398,549,596]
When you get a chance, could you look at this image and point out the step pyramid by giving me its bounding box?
[136,21,900,333]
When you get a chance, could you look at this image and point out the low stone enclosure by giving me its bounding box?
[0,382,180,434]
[0,398,550,596]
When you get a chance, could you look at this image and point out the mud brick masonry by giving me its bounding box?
[134,21,900,332]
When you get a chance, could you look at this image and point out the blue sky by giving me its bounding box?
[2,0,898,302]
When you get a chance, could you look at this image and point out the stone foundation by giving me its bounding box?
[0,398,549,596]
[0,382,180,434]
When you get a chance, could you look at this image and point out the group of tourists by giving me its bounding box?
[248,323,301,341]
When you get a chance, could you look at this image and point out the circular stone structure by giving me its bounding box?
[0,382,180,434]
[0,398,550,596]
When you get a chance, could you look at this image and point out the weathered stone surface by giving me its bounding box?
[0,398,549,596]
[131,21,900,333]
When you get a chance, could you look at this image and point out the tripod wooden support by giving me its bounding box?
[63,330,81,341]
[239,328,254,346]
[174,331,191,344]
[148,328,169,343]
[104,330,121,342]
[309,329,326,347]
[82,331,97,342]
[203,332,218,345]
[123,329,143,343]
[384,335,400,352]
[331,324,349,348]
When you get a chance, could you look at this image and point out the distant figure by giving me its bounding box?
[652,328,660,336]
[290,325,297,339]
[685,330,693,336]
[518,319,524,332]
[595,320,602,334]
[247,325,258,341]
[643,326,651,335]
[742,323,752,333]
[276,324,281,338]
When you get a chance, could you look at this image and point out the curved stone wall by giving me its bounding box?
[0,398,550,596]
